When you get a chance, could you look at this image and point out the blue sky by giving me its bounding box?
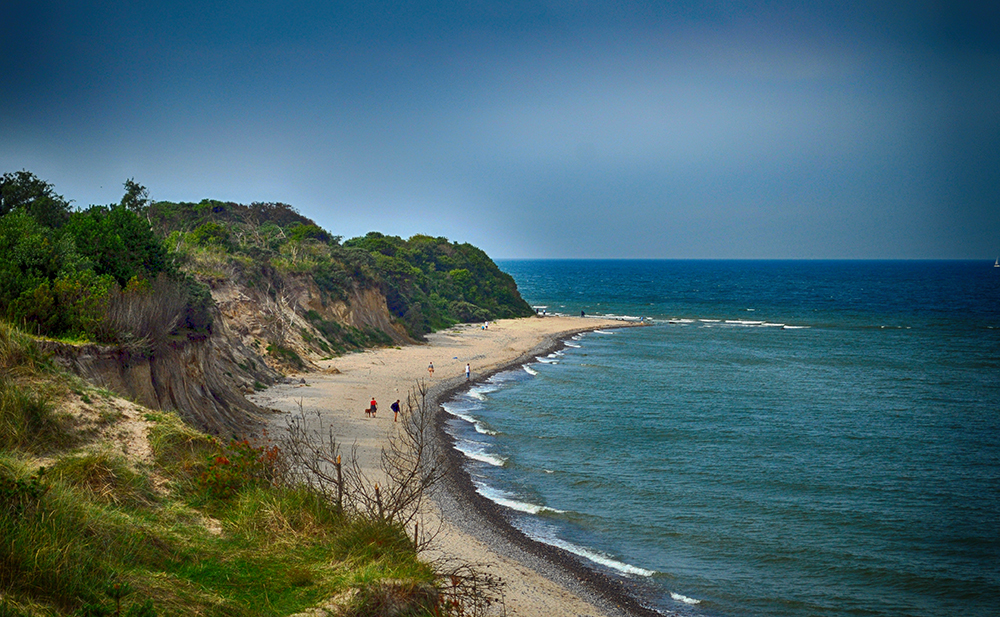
[2,1,998,259]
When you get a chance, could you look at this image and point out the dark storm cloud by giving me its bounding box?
[2,1,998,258]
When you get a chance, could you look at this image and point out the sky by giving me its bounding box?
[2,1,998,259]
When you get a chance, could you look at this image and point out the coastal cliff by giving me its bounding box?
[2,173,532,436]
[41,273,416,435]
[40,320,280,435]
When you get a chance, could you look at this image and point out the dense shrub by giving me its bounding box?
[344,232,533,336]
[198,439,281,500]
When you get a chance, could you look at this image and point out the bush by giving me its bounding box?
[198,439,281,501]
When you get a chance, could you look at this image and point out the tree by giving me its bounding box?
[65,204,171,286]
[0,170,71,228]
[119,179,150,213]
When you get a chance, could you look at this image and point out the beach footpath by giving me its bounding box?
[250,316,651,617]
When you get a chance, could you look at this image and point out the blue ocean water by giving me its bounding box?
[441,260,1000,617]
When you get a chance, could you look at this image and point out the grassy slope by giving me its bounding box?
[0,322,435,617]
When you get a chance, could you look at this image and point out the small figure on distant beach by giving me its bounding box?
[581,310,585,317]
[465,363,471,380]
[391,399,400,422]
[369,398,377,418]
[428,362,434,377]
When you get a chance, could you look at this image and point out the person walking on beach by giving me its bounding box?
[391,399,400,422]
[428,362,434,378]
[465,363,471,380]
[369,398,377,418]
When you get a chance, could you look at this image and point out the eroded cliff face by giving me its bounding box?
[211,276,411,368]
[44,319,281,435]
[45,277,409,436]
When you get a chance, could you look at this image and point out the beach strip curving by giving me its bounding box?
[253,315,660,617]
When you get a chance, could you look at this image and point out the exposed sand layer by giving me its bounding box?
[252,316,657,617]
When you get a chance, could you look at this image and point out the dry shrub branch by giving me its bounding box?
[280,382,447,539]
[279,381,507,615]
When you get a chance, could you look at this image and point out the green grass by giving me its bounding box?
[0,322,440,616]
[1,423,438,616]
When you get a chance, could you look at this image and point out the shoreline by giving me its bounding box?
[426,326,666,617]
[253,316,661,616]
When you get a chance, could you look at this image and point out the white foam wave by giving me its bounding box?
[523,365,539,376]
[670,592,702,605]
[540,535,655,577]
[445,408,480,426]
[762,322,785,327]
[564,342,582,348]
[668,318,695,324]
[725,319,764,326]
[535,356,559,364]
[782,325,810,329]
[699,319,721,323]
[454,443,507,467]
[572,334,584,340]
[466,390,487,401]
[443,407,498,436]
[475,484,565,515]
[599,314,643,321]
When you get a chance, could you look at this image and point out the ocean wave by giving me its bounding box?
[538,534,656,577]
[782,325,810,330]
[535,356,559,364]
[564,342,582,348]
[454,442,507,467]
[443,407,475,424]
[670,592,701,605]
[523,365,539,376]
[595,314,643,322]
[592,329,615,334]
[442,406,498,436]
[668,318,695,324]
[474,483,565,515]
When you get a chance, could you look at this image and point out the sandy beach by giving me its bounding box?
[251,315,658,617]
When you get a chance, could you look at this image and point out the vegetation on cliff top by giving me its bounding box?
[1,170,533,352]
[148,198,534,338]
[0,172,210,349]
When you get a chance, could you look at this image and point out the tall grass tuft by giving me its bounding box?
[0,321,45,376]
[146,411,216,476]
[50,450,156,508]
[0,377,75,453]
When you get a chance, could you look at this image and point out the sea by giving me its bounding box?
[440,260,1000,617]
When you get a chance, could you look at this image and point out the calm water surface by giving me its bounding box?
[442,260,1000,617]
